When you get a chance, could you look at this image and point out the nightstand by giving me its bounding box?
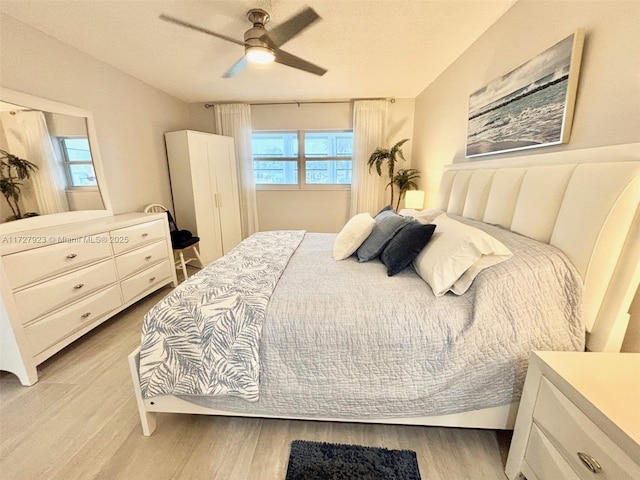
[505,351,640,480]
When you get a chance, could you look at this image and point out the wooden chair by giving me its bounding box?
[144,204,202,281]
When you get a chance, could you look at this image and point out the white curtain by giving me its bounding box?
[17,111,69,215]
[350,100,389,216]
[213,103,259,237]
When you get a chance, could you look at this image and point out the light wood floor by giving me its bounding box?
[0,279,512,480]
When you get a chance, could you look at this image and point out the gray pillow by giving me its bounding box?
[356,210,411,262]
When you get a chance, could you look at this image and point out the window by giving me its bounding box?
[252,130,353,188]
[58,137,97,188]
[304,132,353,185]
[251,132,298,185]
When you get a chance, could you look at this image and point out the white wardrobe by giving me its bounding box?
[164,130,243,266]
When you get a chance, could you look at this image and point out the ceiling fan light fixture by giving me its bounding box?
[246,46,275,64]
[160,7,325,77]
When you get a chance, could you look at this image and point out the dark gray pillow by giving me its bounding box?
[356,210,411,262]
[380,222,436,276]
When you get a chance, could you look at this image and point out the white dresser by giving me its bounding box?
[0,213,178,386]
[506,351,640,480]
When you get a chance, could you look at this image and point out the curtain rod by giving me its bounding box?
[204,98,395,108]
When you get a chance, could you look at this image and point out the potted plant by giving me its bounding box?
[367,138,410,208]
[0,149,38,221]
[390,168,421,211]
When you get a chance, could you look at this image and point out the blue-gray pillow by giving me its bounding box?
[356,210,411,262]
[376,204,393,216]
[380,221,436,276]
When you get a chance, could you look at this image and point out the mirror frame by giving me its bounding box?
[0,88,113,234]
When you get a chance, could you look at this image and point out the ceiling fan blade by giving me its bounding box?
[273,48,327,76]
[159,14,245,47]
[222,56,249,78]
[262,7,320,48]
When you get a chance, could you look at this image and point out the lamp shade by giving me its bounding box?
[246,46,275,64]
[404,190,425,209]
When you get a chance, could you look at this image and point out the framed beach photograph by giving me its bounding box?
[466,29,585,158]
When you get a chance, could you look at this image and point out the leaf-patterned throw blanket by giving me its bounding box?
[139,230,305,401]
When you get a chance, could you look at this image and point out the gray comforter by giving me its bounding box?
[140,217,584,418]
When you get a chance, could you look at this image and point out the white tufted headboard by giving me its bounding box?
[435,143,640,352]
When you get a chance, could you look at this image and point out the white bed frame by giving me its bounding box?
[129,143,640,436]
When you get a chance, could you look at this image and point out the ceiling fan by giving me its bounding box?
[160,7,327,78]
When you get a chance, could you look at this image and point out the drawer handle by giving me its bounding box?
[67,253,78,259]
[145,255,152,260]
[141,233,149,238]
[74,283,85,289]
[577,452,602,474]
[149,276,156,282]
[80,312,91,319]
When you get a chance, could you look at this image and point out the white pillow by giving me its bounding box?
[398,208,443,224]
[413,214,512,296]
[333,213,376,260]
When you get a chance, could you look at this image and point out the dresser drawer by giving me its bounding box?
[3,235,112,289]
[533,377,639,479]
[115,240,169,279]
[13,259,118,324]
[524,424,580,480]
[24,285,122,356]
[121,260,171,303]
[110,220,165,254]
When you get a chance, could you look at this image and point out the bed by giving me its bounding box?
[129,143,640,436]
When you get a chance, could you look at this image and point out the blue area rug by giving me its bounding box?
[285,440,422,480]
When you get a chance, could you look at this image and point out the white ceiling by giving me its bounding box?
[0,0,515,103]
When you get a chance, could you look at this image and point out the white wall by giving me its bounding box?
[0,14,191,215]
[251,102,353,131]
[256,189,351,233]
[190,99,415,232]
[66,189,105,211]
[411,0,640,351]
[412,0,640,207]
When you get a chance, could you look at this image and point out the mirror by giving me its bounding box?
[0,89,111,234]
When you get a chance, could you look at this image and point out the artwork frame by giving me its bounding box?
[466,29,585,158]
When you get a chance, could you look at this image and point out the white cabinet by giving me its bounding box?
[0,213,178,386]
[164,130,242,266]
[506,352,640,480]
